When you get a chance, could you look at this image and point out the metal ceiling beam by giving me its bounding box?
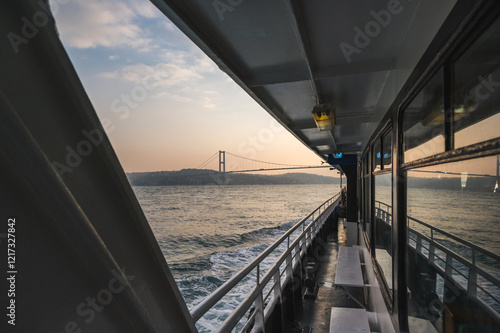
[247,59,398,87]
[336,114,374,126]
[283,0,320,103]
[309,137,339,146]
[314,59,398,80]
[291,118,317,130]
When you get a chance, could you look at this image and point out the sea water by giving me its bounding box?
[133,184,500,331]
[133,184,337,332]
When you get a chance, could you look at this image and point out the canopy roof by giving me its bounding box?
[151,0,457,159]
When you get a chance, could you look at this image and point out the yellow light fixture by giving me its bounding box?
[312,103,335,131]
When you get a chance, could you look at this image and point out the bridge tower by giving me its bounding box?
[219,150,226,174]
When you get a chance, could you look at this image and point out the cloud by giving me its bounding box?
[153,92,193,102]
[162,21,176,32]
[161,49,193,66]
[128,0,160,18]
[99,50,215,87]
[202,96,216,109]
[116,63,202,88]
[109,55,119,60]
[98,71,119,79]
[193,56,216,74]
[97,59,222,108]
[50,0,156,49]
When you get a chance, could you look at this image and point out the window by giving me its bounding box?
[374,173,393,293]
[406,156,500,332]
[453,17,500,149]
[404,68,446,162]
[372,130,393,295]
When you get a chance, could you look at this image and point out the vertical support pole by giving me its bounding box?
[254,292,265,332]
[394,113,408,332]
[294,244,300,269]
[429,244,435,264]
[274,270,282,302]
[286,251,293,279]
[445,254,453,278]
[253,263,265,332]
[467,251,477,297]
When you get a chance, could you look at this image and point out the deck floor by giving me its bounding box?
[292,224,366,333]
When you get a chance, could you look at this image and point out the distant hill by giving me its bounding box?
[126,170,497,192]
[126,169,340,186]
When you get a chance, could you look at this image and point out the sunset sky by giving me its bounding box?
[50,0,335,177]
[49,0,498,179]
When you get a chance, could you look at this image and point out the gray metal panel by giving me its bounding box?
[261,81,316,123]
[0,1,196,332]
[303,0,422,67]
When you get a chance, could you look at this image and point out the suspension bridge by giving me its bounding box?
[194,150,332,174]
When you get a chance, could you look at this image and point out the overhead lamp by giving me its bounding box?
[312,103,335,131]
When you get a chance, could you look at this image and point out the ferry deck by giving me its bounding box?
[1,0,499,332]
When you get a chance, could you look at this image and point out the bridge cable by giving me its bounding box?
[195,152,219,170]
[225,151,315,168]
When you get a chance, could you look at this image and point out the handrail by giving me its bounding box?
[190,191,341,327]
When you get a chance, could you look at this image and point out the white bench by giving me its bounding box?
[329,307,370,333]
[334,246,366,308]
[334,246,364,287]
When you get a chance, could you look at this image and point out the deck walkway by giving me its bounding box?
[292,225,367,332]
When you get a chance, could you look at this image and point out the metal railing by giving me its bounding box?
[191,191,341,332]
[375,202,500,319]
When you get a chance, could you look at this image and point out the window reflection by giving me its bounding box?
[406,155,500,332]
[375,173,392,292]
[453,17,500,149]
[404,68,445,162]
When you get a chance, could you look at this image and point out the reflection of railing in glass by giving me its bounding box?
[374,201,393,291]
[376,203,500,318]
[407,215,500,315]
[375,201,392,225]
